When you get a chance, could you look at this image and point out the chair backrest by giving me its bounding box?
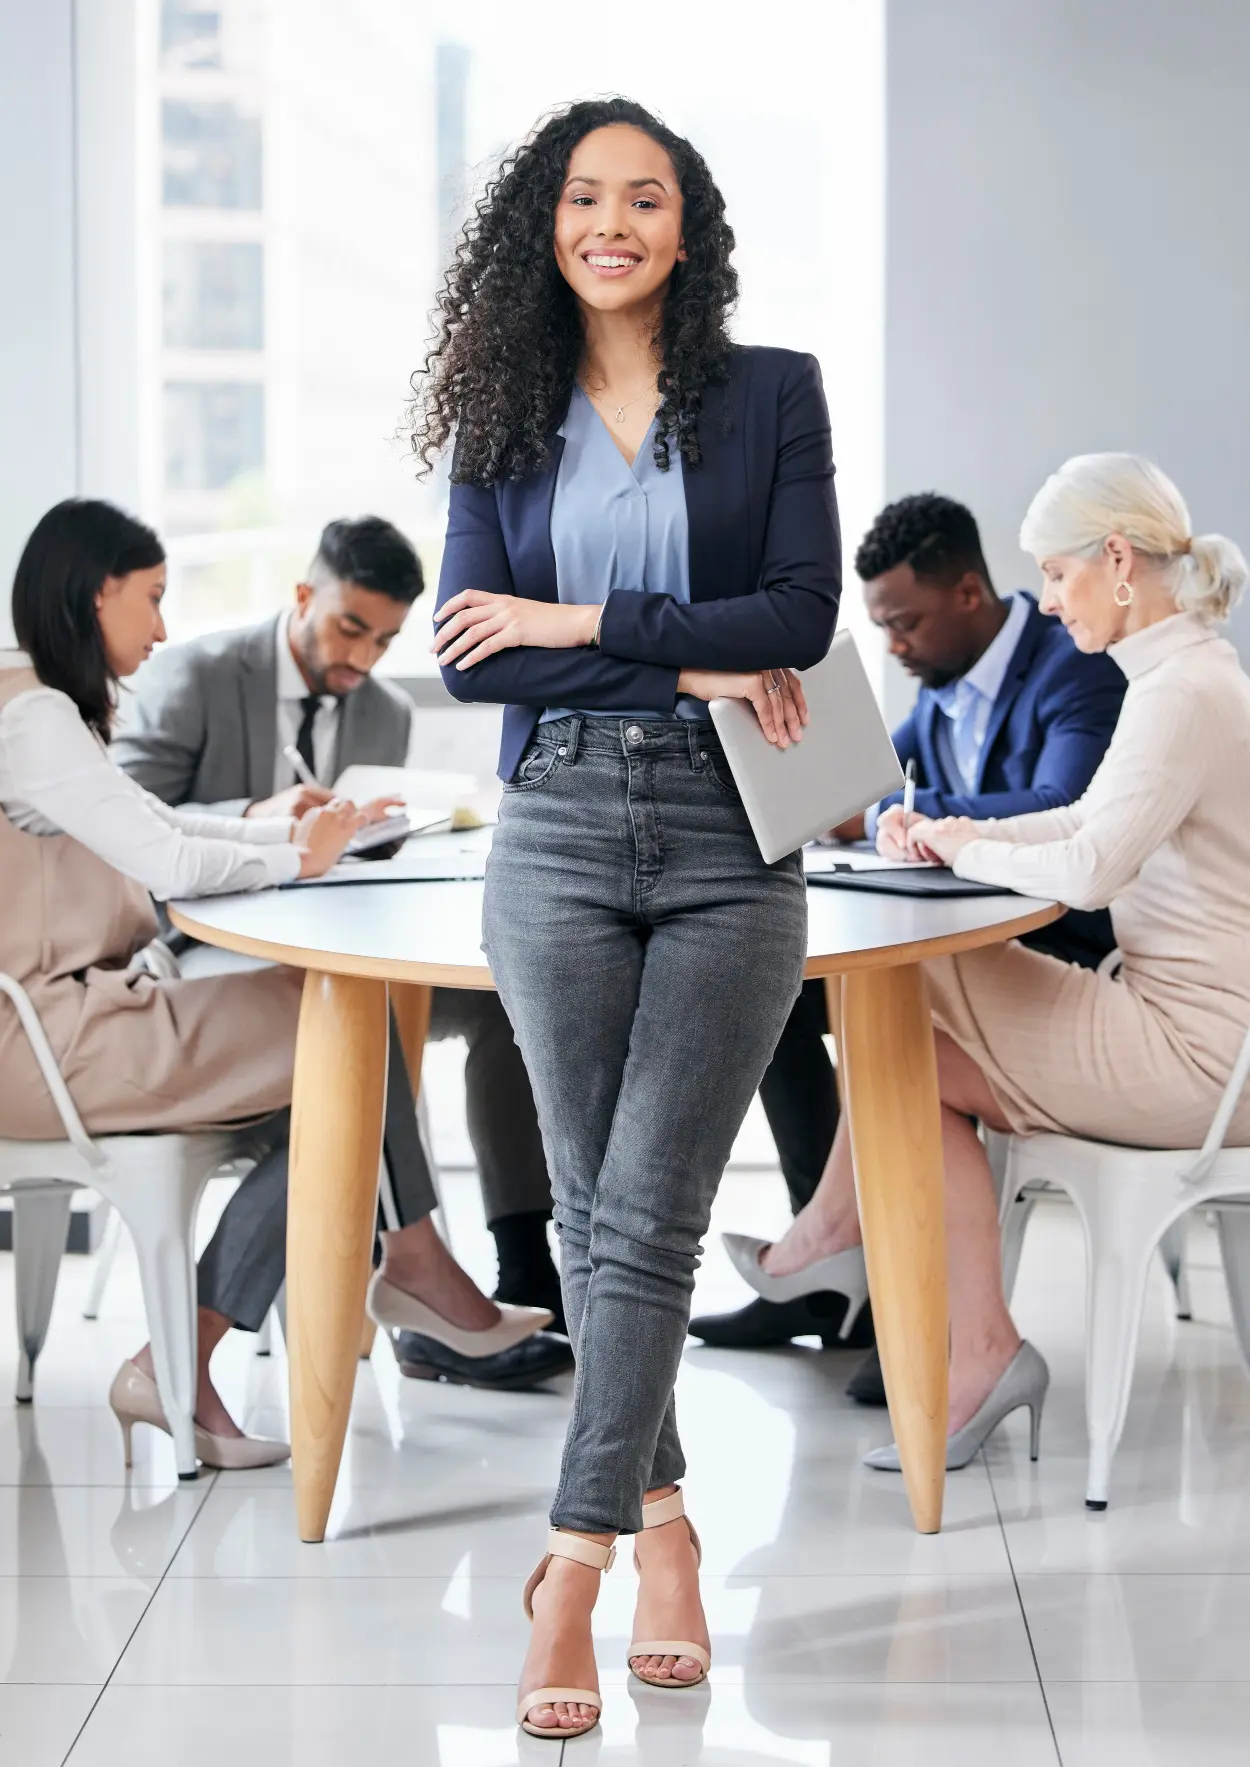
[1182,1019,1250,1187]
[0,973,104,1171]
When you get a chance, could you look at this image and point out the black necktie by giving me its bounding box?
[295,694,320,781]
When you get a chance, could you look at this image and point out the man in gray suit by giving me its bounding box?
[115,516,566,1379]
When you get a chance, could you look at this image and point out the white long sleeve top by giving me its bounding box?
[953,612,1250,1022]
[0,653,301,899]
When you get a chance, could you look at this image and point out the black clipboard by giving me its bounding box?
[807,867,1014,898]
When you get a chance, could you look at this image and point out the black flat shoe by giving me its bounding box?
[688,1293,875,1350]
[846,1346,887,1406]
[392,1328,574,1390]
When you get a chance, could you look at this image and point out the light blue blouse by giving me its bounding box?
[543,384,702,721]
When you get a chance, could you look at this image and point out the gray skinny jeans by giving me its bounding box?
[483,717,807,1534]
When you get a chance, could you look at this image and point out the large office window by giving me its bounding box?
[135,1,883,683]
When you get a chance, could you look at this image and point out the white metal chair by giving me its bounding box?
[0,972,259,1479]
[993,1017,1250,1509]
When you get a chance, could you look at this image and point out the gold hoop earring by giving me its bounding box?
[1114,580,1134,607]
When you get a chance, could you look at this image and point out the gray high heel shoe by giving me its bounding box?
[863,1341,1049,1472]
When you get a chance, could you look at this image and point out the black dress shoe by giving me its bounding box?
[688,1293,876,1350]
[392,1328,574,1390]
[846,1346,887,1406]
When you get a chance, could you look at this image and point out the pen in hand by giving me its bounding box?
[282,744,319,789]
[901,758,917,847]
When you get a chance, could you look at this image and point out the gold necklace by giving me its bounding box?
[581,379,658,425]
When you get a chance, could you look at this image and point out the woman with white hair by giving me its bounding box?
[747,452,1250,1467]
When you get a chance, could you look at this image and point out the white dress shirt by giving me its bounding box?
[271,611,424,793]
[273,611,339,791]
[0,652,300,899]
[930,590,1031,791]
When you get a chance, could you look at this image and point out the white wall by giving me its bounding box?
[885,0,1250,718]
[0,0,142,641]
[0,0,78,634]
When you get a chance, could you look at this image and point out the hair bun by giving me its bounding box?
[1180,533,1249,623]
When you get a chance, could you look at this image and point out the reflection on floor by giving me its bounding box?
[2,1163,1249,1765]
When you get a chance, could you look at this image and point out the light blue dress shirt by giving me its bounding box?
[866,591,1030,836]
[930,590,1030,790]
[543,385,701,722]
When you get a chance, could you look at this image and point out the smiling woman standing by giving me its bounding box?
[412,97,840,1739]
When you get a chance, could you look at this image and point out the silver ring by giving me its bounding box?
[766,685,781,695]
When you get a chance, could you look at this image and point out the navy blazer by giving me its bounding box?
[435,346,841,780]
[881,594,1126,967]
[881,595,1125,821]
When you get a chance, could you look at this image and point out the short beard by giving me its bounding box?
[291,621,331,696]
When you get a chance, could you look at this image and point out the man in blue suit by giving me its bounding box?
[690,492,1126,1370]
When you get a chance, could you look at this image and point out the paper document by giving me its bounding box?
[286,826,493,887]
[803,845,938,875]
[332,764,501,829]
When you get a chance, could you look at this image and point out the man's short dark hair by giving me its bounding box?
[854,493,991,591]
[311,515,424,605]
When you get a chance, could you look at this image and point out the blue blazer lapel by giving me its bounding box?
[914,694,945,788]
[240,620,279,800]
[973,597,1043,792]
[685,376,751,603]
[498,435,566,604]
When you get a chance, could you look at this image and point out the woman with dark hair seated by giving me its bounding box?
[0,498,555,1468]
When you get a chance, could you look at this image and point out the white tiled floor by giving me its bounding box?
[3,1149,1250,1763]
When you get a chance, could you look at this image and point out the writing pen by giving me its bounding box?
[282,744,319,789]
[902,757,917,843]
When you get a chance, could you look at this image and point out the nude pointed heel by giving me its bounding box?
[628,1489,712,1689]
[107,1361,290,1473]
[723,1232,871,1341]
[518,1528,616,1741]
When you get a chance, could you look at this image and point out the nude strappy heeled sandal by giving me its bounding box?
[517,1528,617,1741]
[628,1488,712,1689]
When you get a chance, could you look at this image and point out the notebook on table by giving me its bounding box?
[806,867,1014,898]
[803,841,1015,897]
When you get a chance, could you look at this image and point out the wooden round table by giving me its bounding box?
[170,879,1061,1543]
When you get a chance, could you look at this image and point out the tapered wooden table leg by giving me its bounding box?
[823,974,846,1110]
[840,963,948,1533]
[288,970,389,1543]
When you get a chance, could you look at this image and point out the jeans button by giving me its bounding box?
[626,725,644,745]
[557,745,568,757]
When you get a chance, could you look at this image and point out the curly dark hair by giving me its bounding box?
[409,97,738,486]
[854,493,993,590]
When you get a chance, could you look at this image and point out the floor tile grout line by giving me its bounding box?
[984,1451,1065,1766]
[56,1467,221,1766]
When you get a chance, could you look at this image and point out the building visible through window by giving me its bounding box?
[163,242,264,350]
[164,383,265,492]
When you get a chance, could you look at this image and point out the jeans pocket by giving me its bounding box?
[700,748,743,801]
[502,743,561,793]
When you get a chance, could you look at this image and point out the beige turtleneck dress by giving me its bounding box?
[923,611,1250,1147]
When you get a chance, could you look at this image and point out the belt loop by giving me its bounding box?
[563,715,584,764]
[687,723,702,770]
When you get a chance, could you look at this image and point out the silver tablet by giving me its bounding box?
[708,629,904,864]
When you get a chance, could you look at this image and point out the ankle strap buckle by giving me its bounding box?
[547,1528,616,1572]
